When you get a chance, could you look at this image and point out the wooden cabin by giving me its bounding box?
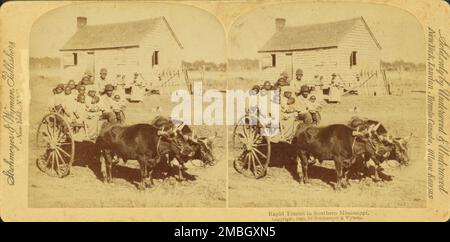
[60,16,185,89]
[258,17,386,95]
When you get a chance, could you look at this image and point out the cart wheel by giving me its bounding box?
[36,113,75,178]
[233,115,271,179]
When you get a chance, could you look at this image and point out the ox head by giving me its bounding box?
[382,133,412,166]
[188,132,218,166]
[366,123,412,166]
[157,129,196,158]
[353,122,394,160]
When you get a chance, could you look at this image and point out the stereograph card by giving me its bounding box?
[0,0,449,222]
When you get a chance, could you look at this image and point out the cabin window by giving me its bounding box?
[63,53,77,66]
[271,54,276,67]
[152,51,159,66]
[350,51,357,67]
[73,53,78,65]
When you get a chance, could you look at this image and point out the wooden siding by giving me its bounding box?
[292,48,338,85]
[337,20,384,95]
[61,20,184,90]
[93,47,140,79]
[139,21,184,88]
[259,19,384,95]
[259,52,293,82]
[61,51,95,82]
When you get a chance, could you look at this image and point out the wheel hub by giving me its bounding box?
[244,140,255,151]
[49,139,58,150]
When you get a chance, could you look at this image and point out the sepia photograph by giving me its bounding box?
[0,0,448,222]
[28,2,227,208]
[227,2,427,207]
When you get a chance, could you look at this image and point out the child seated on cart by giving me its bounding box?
[85,90,104,140]
[307,95,322,125]
[87,96,103,118]
[279,88,298,142]
[73,94,89,123]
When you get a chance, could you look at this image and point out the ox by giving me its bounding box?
[293,124,390,190]
[96,123,195,190]
[150,116,218,167]
[348,117,411,180]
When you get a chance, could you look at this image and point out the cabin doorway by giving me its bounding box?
[285,53,293,80]
[86,52,95,79]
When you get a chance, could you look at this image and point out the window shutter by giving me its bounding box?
[350,51,357,66]
[152,51,159,67]
[73,53,78,65]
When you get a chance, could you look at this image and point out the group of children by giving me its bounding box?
[280,85,322,124]
[247,80,322,142]
[48,79,126,140]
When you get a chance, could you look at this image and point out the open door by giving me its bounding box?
[86,51,95,78]
[285,53,293,80]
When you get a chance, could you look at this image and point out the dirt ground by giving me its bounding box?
[28,69,227,208]
[228,71,427,208]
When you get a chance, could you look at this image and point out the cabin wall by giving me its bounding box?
[337,20,384,95]
[292,48,338,85]
[259,48,339,86]
[60,51,94,83]
[94,47,139,80]
[60,47,140,83]
[259,52,291,82]
[60,20,184,92]
[139,21,184,90]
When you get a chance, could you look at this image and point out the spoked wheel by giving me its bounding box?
[36,113,75,178]
[233,115,271,179]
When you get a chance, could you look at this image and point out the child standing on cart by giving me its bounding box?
[307,95,322,125]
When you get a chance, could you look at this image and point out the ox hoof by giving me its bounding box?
[372,177,381,183]
[144,180,154,188]
[137,184,146,191]
[334,183,343,191]
[102,177,113,184]
[344,180,351,187]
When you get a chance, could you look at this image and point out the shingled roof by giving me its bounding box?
[60,17,183,51]
[258,17,381,53]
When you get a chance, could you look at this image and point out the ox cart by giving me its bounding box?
[35,109,125,178]
[232,108,320,179]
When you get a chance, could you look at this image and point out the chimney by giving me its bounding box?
[77,17,87,29]
[275,18,286,32]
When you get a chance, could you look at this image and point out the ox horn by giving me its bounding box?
[208,131,218,141]
[352,130,364,137]
[190,132,199,143]
[373,122,381,132]
[386,135,394,143]
[403,132,413,143]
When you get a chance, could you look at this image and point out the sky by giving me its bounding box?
[228,2,426,64]
[29,2,226,63]
[30,1,426,64]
